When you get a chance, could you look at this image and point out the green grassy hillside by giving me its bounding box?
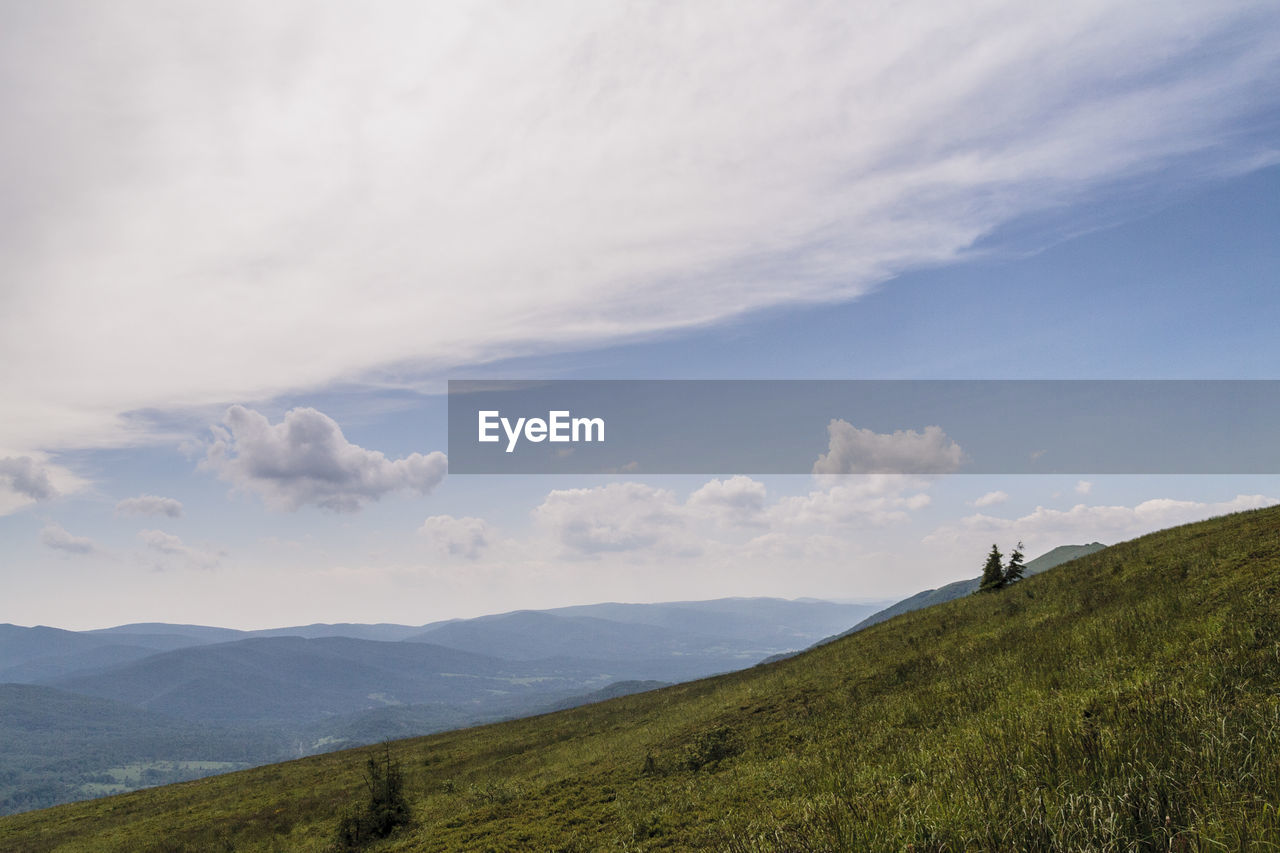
[2,507,1278,852]
[838,542,1107,636]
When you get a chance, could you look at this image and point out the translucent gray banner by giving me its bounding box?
[446,380,1280,474]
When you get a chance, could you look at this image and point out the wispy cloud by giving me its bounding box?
[2,2,1278,452]
[419,515,489,560]
[974,490,1009,507]
[115,494,184,518]
[40,523,98,555]
[926,494,1278,553]
[768,476,933,529]
[138,529,223,570]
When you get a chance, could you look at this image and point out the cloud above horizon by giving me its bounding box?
[2,1,1278,454]
[0,456,57,501]
[926,494,1279,554]
[687,476,770,528]
[203,405,447,512]
[0,454,91,517]
[534,482,693,558]
[813,422,964,476]
[116,495,184,518]
[770,476,934,529]
[40,523,98,555]
[1,455,58,517]
[533,469,936,559]
[138,529,223,570]
[419,515,490,560]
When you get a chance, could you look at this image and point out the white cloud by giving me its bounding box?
[138,529,223,570]
[529,470,937,561]
[974,490,1009,507]
[0,454,88,516]
[1075,480,1093,495]
[927,494,1278,554]
[741,531,852,563]
[770,475,933,528]
[419,515,489,560]
[40,523,97,555]
[0,456,57,500]
[813,421,964,475]
[687,476,769,527]
[533,482,694,557]
[115,494,184,518]
[2,2,1278,453]
[202,405,447,512]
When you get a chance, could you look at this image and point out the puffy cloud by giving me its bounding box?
[1075,480,1094,495]
[0,455,88,516]
[533,471,937,559]
[138,529,223,570]
[533,482,693,557]
[927,494,1278,552]
[813,421,964,475]
[531,471,935,562]
[40,523,97,555]
[3,3,1278,454]
[419,515,489,560]
[687,476,768,527]
[115,494,184,518]
[203,405,447,512]
[0,456,57,501]
[974,490,1009,507]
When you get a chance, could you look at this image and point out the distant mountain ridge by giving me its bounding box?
[0,624,214,682]
[405,610,778,663]
[49,636,530,723]
[85,621,426,643]
[0,596,878,814]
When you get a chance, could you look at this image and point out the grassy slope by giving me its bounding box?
[841,542,1107,636]
[2,507,1278,852]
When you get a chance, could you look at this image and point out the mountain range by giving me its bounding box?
[0,553,1104,816]
[0,596,879,814]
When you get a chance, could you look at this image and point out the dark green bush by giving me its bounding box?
[685,725,740,771]
[333,744,410,851]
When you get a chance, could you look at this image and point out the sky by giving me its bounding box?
[2,1,1279,630]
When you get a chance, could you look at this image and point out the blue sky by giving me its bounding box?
[2,2,1279,629]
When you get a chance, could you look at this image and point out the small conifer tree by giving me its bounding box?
[1004,541,1027,584]
[979,544,1005,592]
[334,742,410,851]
